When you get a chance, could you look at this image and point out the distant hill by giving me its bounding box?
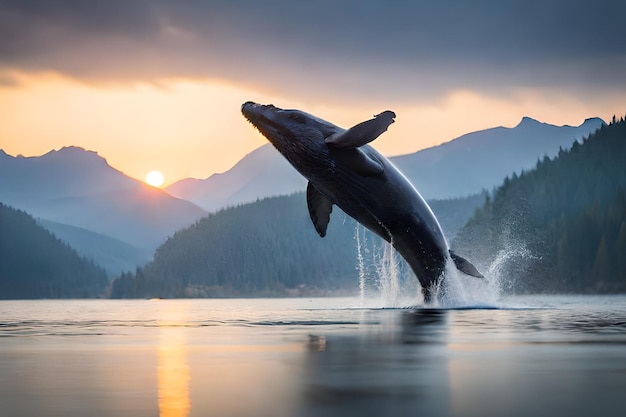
[38,220,152,278]
[110,192,485,298]
[0,203,108,299]
[453,116,626,294]
[0,146,207,252]
[167,117,604,210]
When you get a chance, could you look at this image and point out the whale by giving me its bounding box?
[241,102,482,303]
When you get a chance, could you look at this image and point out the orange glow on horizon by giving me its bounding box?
[1,71,621,185]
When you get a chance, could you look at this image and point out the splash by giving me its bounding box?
[436,260,499,308]
[354,226,538,308]
[438,241,537,308]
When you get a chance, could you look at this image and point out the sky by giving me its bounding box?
[1,0,625,186]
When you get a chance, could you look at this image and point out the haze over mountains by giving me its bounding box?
[167,117,605,210]
[39,219,152,277]
[0,203,108,299]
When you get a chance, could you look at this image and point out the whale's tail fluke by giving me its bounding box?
[449,250,484,278]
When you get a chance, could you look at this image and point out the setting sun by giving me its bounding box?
[146,170,164,187]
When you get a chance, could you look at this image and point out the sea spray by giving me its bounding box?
[437,261,497,308]
[487,241,538,294]
[355,224,367,304]
[438,241,538,308]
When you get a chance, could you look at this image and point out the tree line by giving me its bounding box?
[0,203,109,298]
[110,192,485,298]
[454,116,626,293]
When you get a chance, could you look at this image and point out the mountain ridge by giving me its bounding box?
[167,116,605,210]
[0,146,207,265]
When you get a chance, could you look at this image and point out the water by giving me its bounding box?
[1,296,625,417]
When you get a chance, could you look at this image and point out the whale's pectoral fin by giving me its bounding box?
[325,110,396,148]
[307,182,333,237]
[449,250,484,278]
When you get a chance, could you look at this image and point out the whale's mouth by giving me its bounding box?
[241,101,262,123]
[241,102,281,122]
[242,102,277,129]
[241,101,263,115]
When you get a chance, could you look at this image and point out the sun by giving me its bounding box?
[145,170,164,187]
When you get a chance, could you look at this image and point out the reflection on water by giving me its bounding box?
[300,309,451,417]
[401,309,447,343]
[158,305,191,417]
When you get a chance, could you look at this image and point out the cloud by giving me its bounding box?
[1,0,625,103]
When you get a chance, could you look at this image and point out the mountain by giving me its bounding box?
[166,145,306,212]
[453,117,626,294]
[0,147,207,252]
[0,203,108,299]
[167,117,604,210]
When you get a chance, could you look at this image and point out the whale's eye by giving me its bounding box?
[288,113,306,123]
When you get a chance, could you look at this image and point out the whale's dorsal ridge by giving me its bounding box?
[307,182,333,237]
[325,110,396,148]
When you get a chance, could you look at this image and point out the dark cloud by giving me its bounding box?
[1,0,625,102]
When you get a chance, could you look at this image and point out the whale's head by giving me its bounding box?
[241,102,342,165]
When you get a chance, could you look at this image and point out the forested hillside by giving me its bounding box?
[0,203,109,298]
[454,116,626,293]
[39,219,152,278]
[111,195,357,298]
[110,193,484,298]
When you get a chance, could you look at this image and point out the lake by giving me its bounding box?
[1,295,625,417]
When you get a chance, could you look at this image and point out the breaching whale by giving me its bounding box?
[241,102,483,303]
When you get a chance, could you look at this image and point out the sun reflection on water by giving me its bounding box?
[158,306,191,417]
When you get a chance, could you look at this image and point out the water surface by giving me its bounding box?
[1,295,625,417]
